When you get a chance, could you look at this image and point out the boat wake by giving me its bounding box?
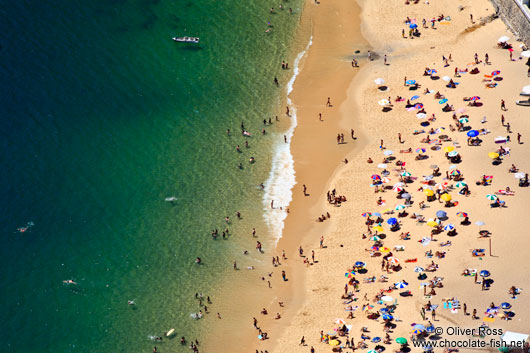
[262,36,313,245]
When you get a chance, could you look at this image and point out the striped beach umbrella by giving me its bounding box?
[395,204,406,211]
[447,151,459,157]
[455,181,467,188]
[393,185,403,193]
[443,224,455,231]
[416,148,426,153]
[381,177,391,183]
[401,171,412,177]
[486,194,498,201]
[457,212,468,217]
[459,117,469,123]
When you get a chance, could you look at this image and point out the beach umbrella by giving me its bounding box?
[372,174,381,181]
[379,308,390,313]
[416,112,427,119]
[439,98,448,104]
[491,70,500,76]
[441,193,452,202]
[393,182,405,188]
[427,69,437,74]
[378,99,390,106]
[355,261,366,267]
[515,172,526,179]
[393,185,404,193]
[374,78,385,85]
[470,95,481,100]
[414,266,424,273]
[414,103,423,109]
[382,208,392,214]
[362,212,372,217]
[380,247,390,253]
[522,51,530,58]
[427,220,438,227]
[459,117,469,123]
[448,164,458,169]
[455,181,467,188]
[412,328,424,335]
[406,79,416,85]
[413,324,426,330]
[447,151,459,157]
[450,169,461,176]
[401,171,412,177]
[367,350,377,353]
[373,225,384,232]
[421,237,431,245]
[480,270,490,277]
[335,318,346,324]
[443,146,455,153]
[395,204,406,211]
[373,212,382,217]
[523,85,530,94]
[396,337,407,345]
[501,302,512,309]
[370,235,381,241]
[416,148,426,153]
[381,177,391,183]
[498,36,510,42]
[377,163,387,169]
[436,210,447,218]
[457,211,468,217]
[467,130,479,137]
[424,189,434,196]
[426,325,436,333]
[486,194,498,201]
[345,271,356,278]
[329,340,340,346]
[381,295,394,302]
[436,182,448,191]
[387,217,398,225]
[401,193,411,199]
[388,257,399,265]
[442,76,451,82]
[409,23,418,29]
[443,224,455,231]
[488,152,500,159]
[475,221,485,226]
[382,314,393,320]
[384,150,394,156]
[395,281,408,288]
[411,95,420,100]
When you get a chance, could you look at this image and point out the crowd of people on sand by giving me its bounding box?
[291,13,530,353]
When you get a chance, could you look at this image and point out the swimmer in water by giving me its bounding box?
[128,300,135,305]
[63,279,77,285]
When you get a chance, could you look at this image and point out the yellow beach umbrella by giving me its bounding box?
[373,225,384,232]
[380,247,391,253]
[427,221,438,227]
[488,152,499,159]
[443,146,455,153]
[441,193,452,202]
[424,189,434,197]
[329,340,340,346]
[382,208,392,214]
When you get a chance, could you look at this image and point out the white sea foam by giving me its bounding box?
[263,36,313,245]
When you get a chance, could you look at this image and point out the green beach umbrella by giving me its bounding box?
[396,337,407,345]
[401,171,412,177]
[486,194,498,201]
[395,204,406,211]
[370,235,381,241]
[455,181,467,188]
[459,117,469,123]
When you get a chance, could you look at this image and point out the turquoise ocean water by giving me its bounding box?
[0,0,302,352]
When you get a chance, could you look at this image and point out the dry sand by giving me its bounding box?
[269,0,530,352]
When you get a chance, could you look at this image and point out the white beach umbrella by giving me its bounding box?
[442,76,451,82]
[416,113,427,119]
[384,150,394,156]
[381,295,394,302]
[377,163,387,169]
[514,172,526,179]
[522,85,530,94]
[414,266,425,273]
[522,51,530,58]
[498,36,510,43]
[374,78,385,85]
[378,99,390,106]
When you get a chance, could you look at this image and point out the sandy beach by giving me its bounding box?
[227,0,530,352]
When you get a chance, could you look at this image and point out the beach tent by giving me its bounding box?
[500,331,529,346]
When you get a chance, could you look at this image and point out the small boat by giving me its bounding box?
[520,92,530,97]
[172,36,199,43]
[166,328,175,337]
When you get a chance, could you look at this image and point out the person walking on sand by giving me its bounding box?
[303,184,307,196]
[310,347,315,353]
[501,99,506,111]
[300,336,305,346]
[398,132,402,143]
[284,135,287,143]
[320,236,324,248]
[282,270,287,281]
[501,114,505,126]
[286,106,290,116]
[463,303,468,315]
[380,139,384,149]
[384,54,388,65]
[326,97,331,107]
[319,113,322,121]
[351,129,355,139]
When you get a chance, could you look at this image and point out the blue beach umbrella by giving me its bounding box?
[428,69,437,74]
[406,80,416,85]
[480,270,490,277]
[467,130,479,137]
[373,212,382,217]
[411,95,420,100]
[413,324,426,330]
[382,314,393,320]
[355,261,366,267]
[387,217,398,225]
[501,302,512,309]
[410,23,418,29]
[426,325,436,333]
[436,210,447,218]
[439,98,448,104]
[443,224,455,231]
[380,308,390,313]
[372,337,381,343]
